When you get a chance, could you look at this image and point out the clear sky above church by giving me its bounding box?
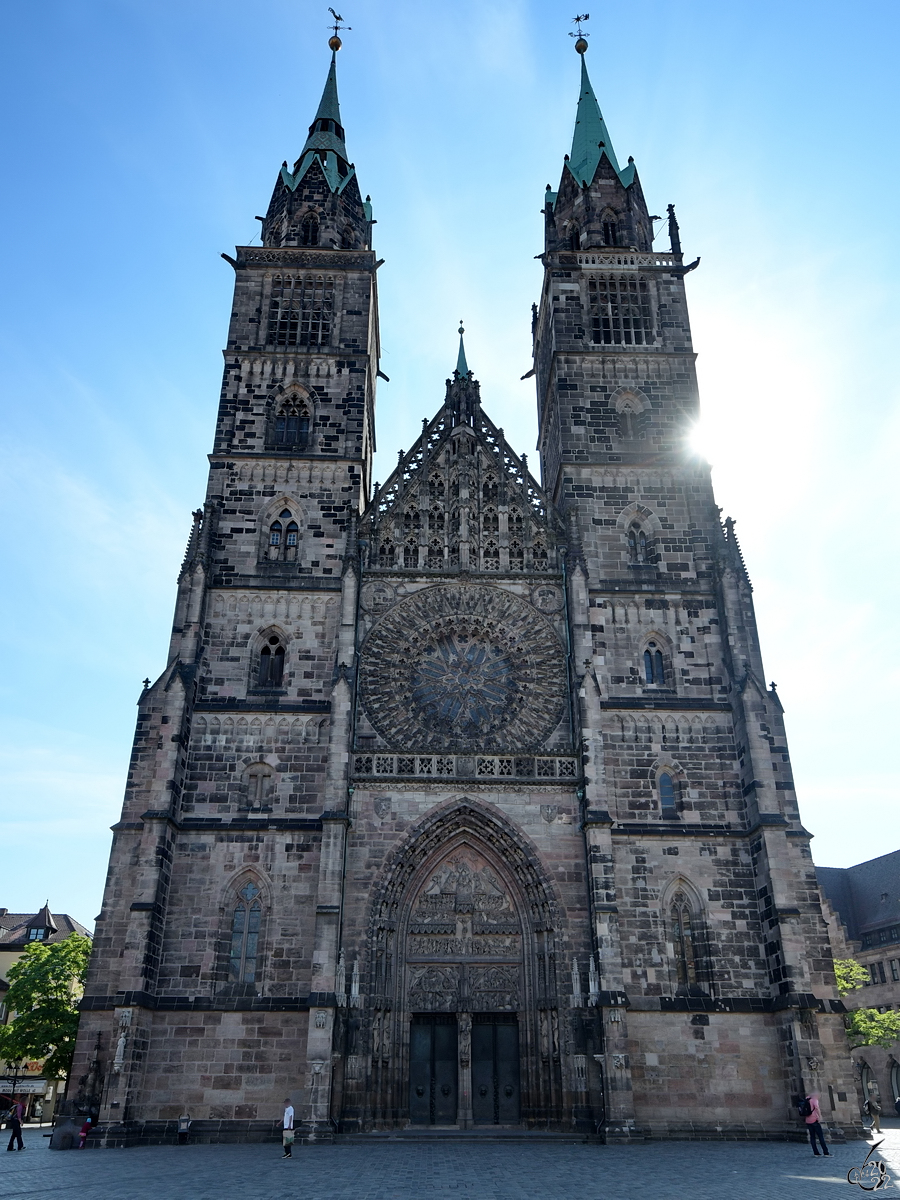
[0,0,897,924]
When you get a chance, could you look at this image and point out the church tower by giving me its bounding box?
[531,36,858,1137]
[71,31,859,1145]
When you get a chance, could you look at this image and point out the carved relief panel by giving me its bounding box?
[405,849,522,1012]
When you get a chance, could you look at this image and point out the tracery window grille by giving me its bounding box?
[670,892,698,989]
[509,508,524,536]
[482,477,498,503]
[299,213,319,247]
[509,541,524,570]
[229,882,262,983]
[378,541,395,568]
[266,275,333,347]
[483,541,500,570]
[658,771,678,817]
[274,400,310,448]
[628,523,648,562]
[589,275,653,345]
[402,509,421,534]
[602,217,618,246]
[403,540,419,569]
[269,510,299,561]
[257,635,285,687]
[644,641,665,685]
[429,475,444,501]
[619,408,639,440]
[427,540,443,569]
[532,542,548,570]
[482,507,498,535]
[428,508,444,534]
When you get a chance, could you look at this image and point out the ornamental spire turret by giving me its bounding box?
[543,32,652,256]
[261,30,373,251]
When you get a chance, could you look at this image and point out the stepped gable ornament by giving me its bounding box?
[358,584,566,753]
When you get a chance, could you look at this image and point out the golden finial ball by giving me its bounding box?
[329,35,342,51]
[575,37,588,54]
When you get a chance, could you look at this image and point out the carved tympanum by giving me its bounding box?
[359,585,566,752]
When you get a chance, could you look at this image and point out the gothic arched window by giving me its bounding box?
[568,223,580,251]
[402,509,421,535]
[670,892,698,990]
[427,539,443,570]
[274,400,310,449]
[602,216,618,246]
[378,541,395,568]
[628,523,648,563]
[341,225,355,249]
[269,520,282,548]
[509,540,524,570]
[229,881,262,983]
[257,636,285,688]
[428,508,444,535]
[659,771,678,817]
[644,641,665,685]
[482,507,499,535]
[268,510,299,561]
[403,540,418,569]
[299,213,319,247]
[509,508,524,536]
[482,477,498,503]
[619,408,638,440]
[483,541,500,570]
[429,475,444,501]
[532,541,548,571]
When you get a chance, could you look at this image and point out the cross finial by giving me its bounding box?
[570,13,590,50]
[328,7,351,50]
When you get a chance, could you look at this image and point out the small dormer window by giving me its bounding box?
[28,927,46,941]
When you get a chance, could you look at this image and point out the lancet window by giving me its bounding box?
[601,215,618,246]
[658,771,678,817]
[482,507,498,535]
[229,882,262,984]
[589,275,653,345]
[644,641,665,685]
[669,892,699,990]
[268,510,299,561]
[628,523,648,562]
[245,763,273,808]
[266,275,334,347]
[427,540,443,570]
[403,540,418,569]
[483,541,500,570]
[378,541,395,568]
[273,399,310,449]
[257,635,285,688]
[299,213,319,247]
[428,508,444,534]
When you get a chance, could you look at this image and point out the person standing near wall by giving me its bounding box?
[803,1093,830,1156]
[5,1099,24,1152]
[281,1098,294,1159]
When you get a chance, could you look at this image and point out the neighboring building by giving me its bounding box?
[71,34,860,1145]
[0,904,91,1120]
[818,851,900,1114]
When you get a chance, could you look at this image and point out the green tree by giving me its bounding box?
[0,934,92,1080]
[833,957,900,1049]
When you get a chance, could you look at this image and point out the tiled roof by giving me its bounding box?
[0,908,91,948]
[817,848,900,940]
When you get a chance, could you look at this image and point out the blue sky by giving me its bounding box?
[1,0,898,927]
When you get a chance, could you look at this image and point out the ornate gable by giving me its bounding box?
[359,371,559,575]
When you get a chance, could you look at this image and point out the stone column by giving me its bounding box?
[457,1012,473,1128]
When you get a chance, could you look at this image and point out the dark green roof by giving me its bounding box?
[281,52,357,196]
[566,54,635,191]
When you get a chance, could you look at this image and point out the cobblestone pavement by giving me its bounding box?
[2,1122,899,1199]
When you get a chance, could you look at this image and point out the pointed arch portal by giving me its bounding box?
[349,800,574,1129]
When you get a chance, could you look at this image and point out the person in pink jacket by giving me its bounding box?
[804,1093,830,1156]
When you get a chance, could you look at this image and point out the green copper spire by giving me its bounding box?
[456,322,469,376]
[281,49,356,195]
[567,51,635,189]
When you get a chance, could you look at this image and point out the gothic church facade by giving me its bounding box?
[73,38,859,1143]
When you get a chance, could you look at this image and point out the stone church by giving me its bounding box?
[73,34,860,1144]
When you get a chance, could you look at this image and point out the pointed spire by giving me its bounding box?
[567,46,635,189]
[456,321,469,376]
[281,45,356,195]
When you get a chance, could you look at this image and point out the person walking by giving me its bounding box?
[5,1099,25,1152]
[281,1098,294,1159]
[77,1117,93,1149]
[803,1093,830,1156]
[865,1093,883,1135]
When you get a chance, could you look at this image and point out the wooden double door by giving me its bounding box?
[409,1013,520,1126]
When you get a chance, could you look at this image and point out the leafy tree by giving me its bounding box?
[833,957,900,1049]
[0,934,92,1080]
[835,958,870,996]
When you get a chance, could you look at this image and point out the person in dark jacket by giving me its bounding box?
[5,1100,25,1152]
[804,1093,830,1156]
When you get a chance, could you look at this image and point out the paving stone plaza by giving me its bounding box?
[2,1123,898,1200]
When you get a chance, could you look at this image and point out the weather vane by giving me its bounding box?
[569,13,590,53]
[328,7,350,51]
